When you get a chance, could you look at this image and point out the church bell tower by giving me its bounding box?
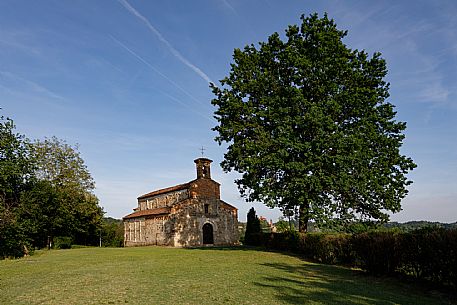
[194,158,212,179]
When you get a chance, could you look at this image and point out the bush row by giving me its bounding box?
[258,228,457,289]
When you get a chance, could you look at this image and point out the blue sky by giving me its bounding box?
[1,0,456,222]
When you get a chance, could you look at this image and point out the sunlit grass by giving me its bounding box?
[0,247,453,304]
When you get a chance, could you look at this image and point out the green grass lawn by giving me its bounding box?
[0,247,454,305]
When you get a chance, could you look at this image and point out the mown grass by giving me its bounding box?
[0,247,454,305]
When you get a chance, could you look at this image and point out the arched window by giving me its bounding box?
[202,165,207,178]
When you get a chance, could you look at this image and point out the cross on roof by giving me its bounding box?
[200,146,206,157]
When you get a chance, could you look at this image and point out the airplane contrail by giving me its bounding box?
[118,0,213,84]
[220,0,238,15]
[109,35,207,107]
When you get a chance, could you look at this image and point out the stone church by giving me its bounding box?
[123,158,239,247]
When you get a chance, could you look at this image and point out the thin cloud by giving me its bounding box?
[220,0,238,15]
[160,90,213,122]
[392,41,453,108]
[0,29,41,56]
[0,70,64,100]
[417,82,450,105]
[109,35,213,121]
[333,4,455,111]
[118,0,213,84]
[218,0,257,40]
[109,35,206,107]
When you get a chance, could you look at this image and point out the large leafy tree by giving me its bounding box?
[0,115,35,257]
[0,114,105,256]
[18,180,60,248]
[211,14,416,232]
[31,136,95,191]
[26,137,103,246]
[0,116,34,209]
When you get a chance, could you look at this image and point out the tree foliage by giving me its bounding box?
[0,113,104,258]
[0,116,34,257]
[18,180,60,248]
[0,116,34,209]
[211,13,416,232]
[275,218,292,233]
[26,137,103,247]
[31,136,95,192]
[101,217,124,247]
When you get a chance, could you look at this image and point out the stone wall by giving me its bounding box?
[124,168,238,247]
[124,215,173,246]
[189,179,220,200]
[171,198,238,247]
[124,197,238,247]
[138,189,188,211]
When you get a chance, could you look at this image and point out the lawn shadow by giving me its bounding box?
[254,261,455,305]
[183,246,454,304]
[183,245,266,252]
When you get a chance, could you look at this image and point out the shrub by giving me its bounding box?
[352,231,401,275]
[101,220,124,247]
[246,232,266,246]
[255,227,457,289]
[400,228,457,287]
[302,233,353,265]
[265,231,300,252]
[54,236,73,249]
[0,214,31,259]
[262,232,353,265]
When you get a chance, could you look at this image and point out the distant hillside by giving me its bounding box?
[101,217,124,247]
[384,221,457,231]
[103,217,122,224]
[268,220,457,233]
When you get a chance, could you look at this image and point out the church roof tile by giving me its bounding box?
[123,207,171,219]
[220,200,238,211]
[137,182,190,200]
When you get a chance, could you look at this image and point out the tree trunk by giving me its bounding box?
[298,203,309,233]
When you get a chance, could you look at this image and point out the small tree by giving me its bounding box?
[275,218,292,233]
[244,207,261,245]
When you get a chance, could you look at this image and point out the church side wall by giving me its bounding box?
[124,216,174,247]
[138,189,188,211]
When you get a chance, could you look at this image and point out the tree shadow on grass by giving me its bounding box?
[183,246,455,304]
[255,262,454,305]
[183,245,265,252]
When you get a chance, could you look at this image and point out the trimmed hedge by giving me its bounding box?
[352,231,402,275]
[302,233,353,265]
[400,228,457,287]
[257,228,457,289]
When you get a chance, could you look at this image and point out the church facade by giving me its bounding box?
[123,158,239,247]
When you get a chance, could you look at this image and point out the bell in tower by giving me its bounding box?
[194,158,212,179]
